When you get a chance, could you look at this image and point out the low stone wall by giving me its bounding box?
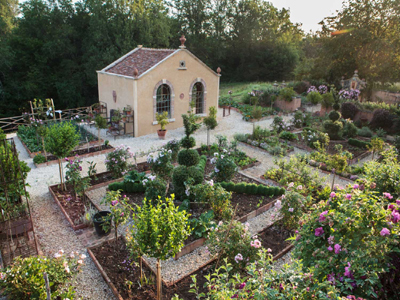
[274,97,301,112]
[371,90,400,104]
[353,110,374,123]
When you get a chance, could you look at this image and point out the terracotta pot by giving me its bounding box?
[126,111,132,115]
[122,117,127,122]
[157,129,167,139]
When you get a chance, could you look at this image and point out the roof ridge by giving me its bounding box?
[140,47,177,52]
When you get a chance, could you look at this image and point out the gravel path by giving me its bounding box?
[7,107,366,298]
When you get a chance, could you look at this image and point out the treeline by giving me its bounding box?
[0,0,302,116]
[1,0,400,117]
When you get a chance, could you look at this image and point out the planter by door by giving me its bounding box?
[157,130,167,140]
[93,211,111,236]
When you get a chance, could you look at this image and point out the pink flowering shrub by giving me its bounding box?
[206,221,259,272]
[0,250,84,299]
[105,145,133,178]
[277,186,310,230]
[65,155,90,197]
[293,182,400,298]
[189,249,342,299]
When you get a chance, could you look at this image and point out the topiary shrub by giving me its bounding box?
[328,110,341,122]
[178,149,200,166]
[213,156,237,182]
[341,102,359,120]
[180,136,196,149]
[279,87,296,102]
[343,121,358,138]
[348,138,371,149]
[197,155,207,172]
[323,120,343,140]
[332,102,340,111]
[321,92,334,109]
[370,109,394,129]
[172,165,203,198]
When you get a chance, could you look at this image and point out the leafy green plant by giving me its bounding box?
[348,138,370,149]
[172,165,203,199]
[357,126,373,137]
[191,181,232,221]
[279,87,296,102]
[321,92,334,108]
[279,131,298,141]
[155,111,169,131]
[126,196,191,300]
[143,176,167,203]
[33,153,46,164]
[181,110,201,149]
[0,250,84,300]
[323,120,343,140]
[302,128,330,148]
[342,120,358,138]
[65,156,90,198]
[307,91,322,105]
[147,148,174,181]
[212,152,237,182]
[45,121,80,190]
[189,210,215,239]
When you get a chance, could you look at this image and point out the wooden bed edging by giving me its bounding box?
[48,185,88,231]
[87,247,124,300]
[34,146,114,168]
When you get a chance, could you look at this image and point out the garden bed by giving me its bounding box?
[291,134,370,164]
[204,161,262,184]
[49,183,100,231]
[89,223,293,300]
[34,144,114,168]
[88,237,214,299]
[238,141,294,156]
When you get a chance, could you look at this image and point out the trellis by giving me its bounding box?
[0,139,38,267]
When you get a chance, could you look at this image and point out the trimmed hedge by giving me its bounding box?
[197,155,207,172]
[178,149,200,166]
[108,181,145,193]
[219,182,284,197]
[348,138,371,149]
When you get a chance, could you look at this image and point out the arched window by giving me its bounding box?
[156,84,171,118]
[192,82,204,114]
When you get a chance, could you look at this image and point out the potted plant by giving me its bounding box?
[93,211,111,236]
[123,105,132,115]
[93,103,101,113]
[111,110,121,126]
[156,111,169,139]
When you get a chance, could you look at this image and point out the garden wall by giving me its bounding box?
[274,97,301,112]
[353,110,374,123]
[371,91,400,104]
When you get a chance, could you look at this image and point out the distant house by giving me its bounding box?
[97,36,221,137]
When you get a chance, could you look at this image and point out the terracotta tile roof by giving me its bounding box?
[104,48,177,77]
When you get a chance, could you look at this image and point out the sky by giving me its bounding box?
[268,0,345,32]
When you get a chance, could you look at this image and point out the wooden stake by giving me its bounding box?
[51,98,56,120]
[43,272,51,300]
[157,259,162,300]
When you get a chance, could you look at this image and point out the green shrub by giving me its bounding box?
[180,136,196,149]
[144,177,167,202]
[279,131,298,141]
[348,138,371,149]
[108,181,146,193]
[323,120,343,140]
[105,145,133,178]
[172,165,203,198]
[321,92,334,108]
[341,102,359,120]
[302,128,330,148]
[219,182,285,196]
[279,87,296,102]
[197,155,207,172]
[306,91,322,105]
[178,149,200,166]
[279,190,308,230]
[328,110,341,122]
[370,109,394,129]
[213,155,237,182]
[165,139,180,162]
[241,93,251,104]
[33,153,46,164]
[358,126,373,137]
[343,121,358,138]
[0,252,80,299]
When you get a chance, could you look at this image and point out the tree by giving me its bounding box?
[368,137,384,160]
[45,121,80,190]
[127,196,191,300]
[203,106,218,146]
[94,114,107,150]
[101,190,130,248]
[311,0,400,88]
[251,106,263,133]
[0,0,18,36]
